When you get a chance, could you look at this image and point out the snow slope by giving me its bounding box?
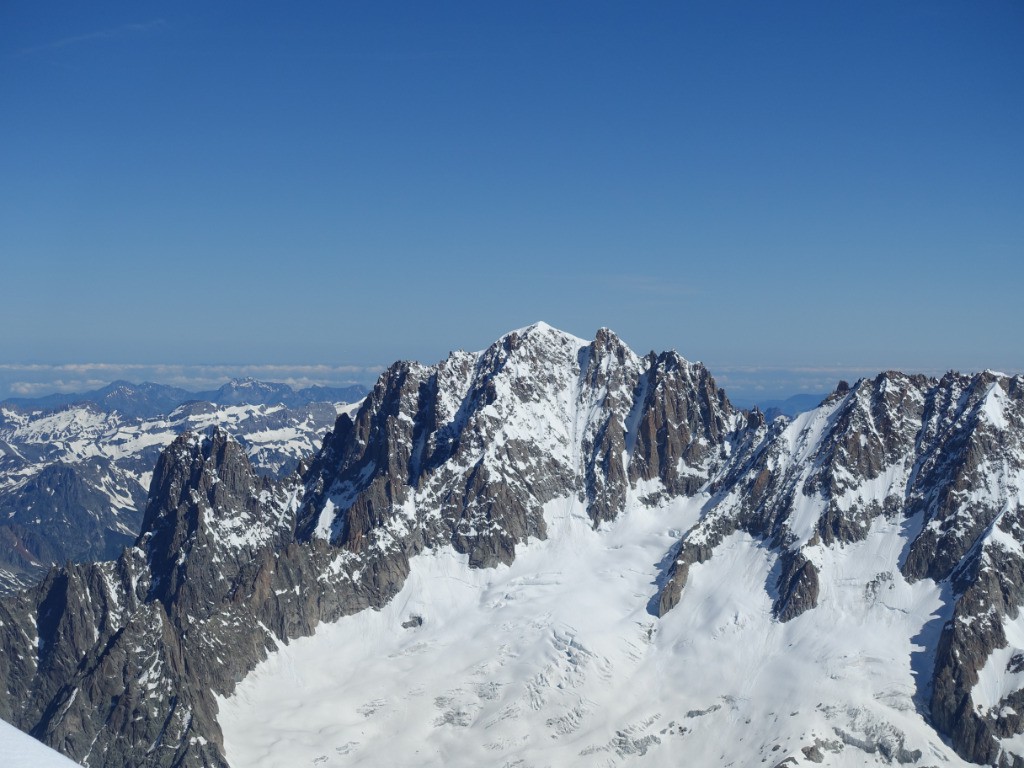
[0,717,81,767]
[219,492,967,768]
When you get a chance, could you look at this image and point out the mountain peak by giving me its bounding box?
[515,319,556,333]
[217,377,272,392]
[503,321,589,348]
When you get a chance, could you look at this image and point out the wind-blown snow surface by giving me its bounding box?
[220,494,967,768]
[0,717,81,767]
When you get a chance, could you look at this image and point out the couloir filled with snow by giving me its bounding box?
[218,490,968,767]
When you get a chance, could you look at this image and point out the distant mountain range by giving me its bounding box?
[1,378,368,419]
[750,391,830,419]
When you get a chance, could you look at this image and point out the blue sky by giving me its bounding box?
[2,2,1021,402]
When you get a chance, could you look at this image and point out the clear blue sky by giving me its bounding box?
[2,2,1021,402]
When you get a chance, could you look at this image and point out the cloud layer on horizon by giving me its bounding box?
[0,362,385,399]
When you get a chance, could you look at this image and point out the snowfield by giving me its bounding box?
[219,491,968,768]
[0,717,81,767]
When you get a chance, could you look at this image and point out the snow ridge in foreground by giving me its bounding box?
[219,494,967,768]
[0,718,81,767]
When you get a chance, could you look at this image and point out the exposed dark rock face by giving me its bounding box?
[0,428,408,767]
[627,349,733,498]
[0,324,1022,767]
[772,549,820,622]
[580,328,641,524]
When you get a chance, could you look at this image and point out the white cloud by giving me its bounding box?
[15,20,166,57]
[8,379,109,396]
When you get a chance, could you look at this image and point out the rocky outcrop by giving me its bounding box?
[628,350,733,498]
[772,550,820,622]
[0,428,409,767]
[580,328,642,524]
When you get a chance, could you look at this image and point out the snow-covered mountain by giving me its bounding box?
[1,381,196,420]
[0,381,366,593]
[0,324,1021,768]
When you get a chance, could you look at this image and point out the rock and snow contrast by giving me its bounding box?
[0,323,1022,767]
[0,380,366,594]
[218,501,962,767]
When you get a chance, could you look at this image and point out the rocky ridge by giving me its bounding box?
[0,324,1021,767]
